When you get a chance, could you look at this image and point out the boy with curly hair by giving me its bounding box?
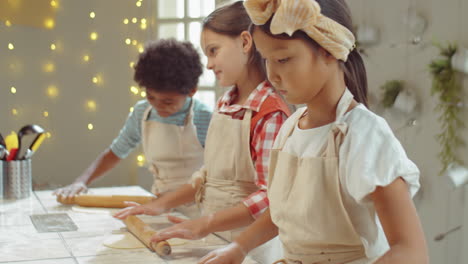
[55,39,212,214]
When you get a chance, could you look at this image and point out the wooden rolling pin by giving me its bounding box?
[123,215,171,256]
[56,194,157,208]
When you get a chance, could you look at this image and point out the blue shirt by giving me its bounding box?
[110,98,212,159]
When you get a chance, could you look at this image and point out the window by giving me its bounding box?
[155,0,217,111]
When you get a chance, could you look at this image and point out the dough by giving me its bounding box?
[102,232,188,249]
[103,232,145,249]
[72,205,120,215]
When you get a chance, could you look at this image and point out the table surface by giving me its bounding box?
[0,186,259,264]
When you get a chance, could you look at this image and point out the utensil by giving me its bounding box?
[5,132,19,161]
[17,124,45,160]
[23,133,46,159]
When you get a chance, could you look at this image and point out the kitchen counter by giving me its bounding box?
[0,186,259,264]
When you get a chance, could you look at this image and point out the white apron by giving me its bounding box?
[195,109,283,263]
[142,101,203,218]
[269,89,369,264]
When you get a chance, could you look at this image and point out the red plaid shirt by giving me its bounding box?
[216,81,288,218]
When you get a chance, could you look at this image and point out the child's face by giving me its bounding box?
[145,89,192,118]
[201,29,250,87]
[253,28,331,105]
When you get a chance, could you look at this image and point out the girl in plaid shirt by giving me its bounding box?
[115,2,290,262]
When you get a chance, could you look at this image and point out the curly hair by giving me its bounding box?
[134,38,203,95]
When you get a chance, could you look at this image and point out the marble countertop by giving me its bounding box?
[0,186,258,264]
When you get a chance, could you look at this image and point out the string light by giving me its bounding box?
[47,85,59,98]
[43,111,49,117]
[130,107,134,112]
[86,100,97,111]
[136,1,142,7]
[123,18,129,24]
[132,17,137,23]
[132,40,138,45]
[83,54,90,62]
[89,12,96,19]
[137,154,145,167]
[8,43,14,50]
[10,87,17,94]
[125,38,131,45]
[11,108,18,116]
[90,32,98,40]
[50,0,57,7]
[87,123,94,130]
[46,132,52,138]
[50,43,56,50]
[130,86,139,94]
[44,18,55,29]
[140,91,146,97]
[141,18,147,24]
[5,20,12,27]
[138,45,144,53]
[43,62,55,73]
[129,61,135,68]
[140,23,147,30]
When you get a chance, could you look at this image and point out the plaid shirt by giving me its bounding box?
[217,81,288,218]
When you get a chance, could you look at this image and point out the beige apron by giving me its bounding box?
[269,89,367,264]
[195,109,259,240]
[142,101,203,217]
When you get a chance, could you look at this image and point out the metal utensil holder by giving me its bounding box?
[3,159,32,199]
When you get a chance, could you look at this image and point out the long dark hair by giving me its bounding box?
[202,1,266,80]
[251,0,368,106]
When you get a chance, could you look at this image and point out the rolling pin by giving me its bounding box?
[123,215,171,256]
[56,194,157,208]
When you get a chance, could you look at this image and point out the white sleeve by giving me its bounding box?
[339,113,420,204]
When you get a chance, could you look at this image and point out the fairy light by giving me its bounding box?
[130,86,139,94]
[43,62,55,73]
[43,111,49,117]
[12,108,18,116]
[132,40,138,46]
[130,107,134,112]
[46,132,52,138]
[89,12,96,19]
[10,87,17,94]
[44,18,55,29]
[129,62,135,68]
[92,76,99,84]
[132,17,137,23]
[8,43,14,50]
[140,91,146,97]
[86,100,97,111]
[136,1,142,7]
[90,32,98,40]
[50,43,56,50]
[5,20,12,27]
[123,18,129,24]
[125,38,131,45]
[83,54,90,62]
[137,154,145,167]
[140,23,147,30]
[50,0,57,7]
[141,18,147,24]
[47,85,59,98]
[87,123,94,130]
[138,45,144,53]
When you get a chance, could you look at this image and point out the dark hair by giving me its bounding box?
[134,38,203,95]
[202,1,266,79]
[251,0,368,106]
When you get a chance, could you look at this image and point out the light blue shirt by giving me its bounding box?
[110,98,212,159]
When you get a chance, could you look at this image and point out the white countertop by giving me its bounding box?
[0,186,258,264]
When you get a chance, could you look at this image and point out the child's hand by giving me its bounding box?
[113,201,164,219]
[151,215,210,242]
[53,182,87,198]
[198,242,246,264]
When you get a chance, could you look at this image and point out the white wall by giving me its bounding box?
[349,0,468,263]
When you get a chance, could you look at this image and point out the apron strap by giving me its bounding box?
[323,89,354,158]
